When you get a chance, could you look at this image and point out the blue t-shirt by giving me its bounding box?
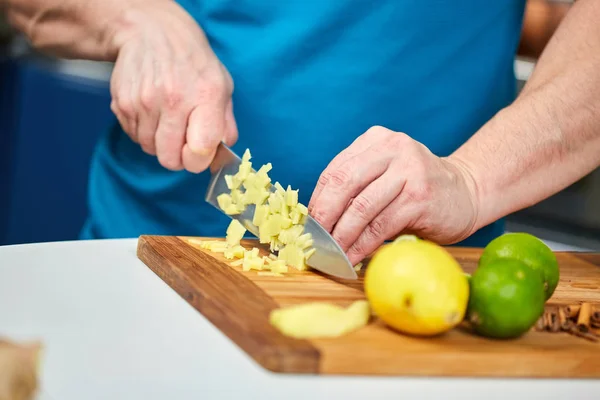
[80,0,526,247]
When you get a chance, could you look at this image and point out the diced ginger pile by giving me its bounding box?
[192,149,316,276]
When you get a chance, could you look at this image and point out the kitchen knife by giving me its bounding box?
[205,143,358,280]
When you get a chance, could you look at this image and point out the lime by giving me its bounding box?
[479,232,559,300]
[467,258,545,339]
[364,240,469,336]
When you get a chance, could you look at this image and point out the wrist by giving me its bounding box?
[107,0,195,59]
[104,2,152,59]
[445,105,526,232]
[443,153,483,239]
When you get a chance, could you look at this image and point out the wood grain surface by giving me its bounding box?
[137,235,600,378]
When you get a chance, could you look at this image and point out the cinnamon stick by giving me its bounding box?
[565,304,581,319]
[534,316,545,332]
[562,319,575,332]
[591,307,600,324]
[558,307,573,331]
[543,311,553,331]
[549,310,560,332]
[570,326,599,343]
[577,303,592,331]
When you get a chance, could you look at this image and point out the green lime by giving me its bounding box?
[467,258,545,339]
[479,232,559,300]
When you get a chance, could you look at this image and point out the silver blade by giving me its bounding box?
[205,143,358,280]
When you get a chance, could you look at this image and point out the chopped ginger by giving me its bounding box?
[257,271,284,277]
[269,300,371,339]
[285,186,298,207]
[224,245,245,260]
[217,193,232,210]
[226,220,246,247]
[253,204,269,227]
[230,259,244,267]
[212,147,317,273]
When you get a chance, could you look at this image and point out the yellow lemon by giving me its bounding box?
[364,240,469,336]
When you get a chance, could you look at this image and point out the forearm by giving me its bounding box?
[1,0,167,61]
[449,0,600,232]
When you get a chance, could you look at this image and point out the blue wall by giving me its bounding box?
[0,56,115,245]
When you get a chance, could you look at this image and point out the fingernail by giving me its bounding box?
[189,143,212,156]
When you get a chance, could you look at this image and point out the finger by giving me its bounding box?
[110,49,138,143]
[182,104,226,172]
[182,142,217,173]
[222,99,238,147]
[136,113,159,156]
[331,170,406,252]
[346,198,417,265]
[308,146,361,214]
[310,154,390,232]
[110,100,135,141]
[136,66,159,156]
[155,108,187,170]
[185,84,228,155]
[308,129,385,214]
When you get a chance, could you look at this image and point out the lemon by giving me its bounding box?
[392,234,420,243]
[364,240,469,336]
[479,232,559,300]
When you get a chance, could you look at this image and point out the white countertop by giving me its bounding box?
[1,238,599,400]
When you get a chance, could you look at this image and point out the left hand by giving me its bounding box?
[308,126,480,265]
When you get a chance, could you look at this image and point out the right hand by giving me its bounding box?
[109,1,237,172]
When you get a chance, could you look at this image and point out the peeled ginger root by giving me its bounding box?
[269,300,371,339]
[0,339,43,400]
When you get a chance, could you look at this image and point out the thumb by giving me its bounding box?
[185,97,227,156]
[223,99,238,147]
[182,99,227,173]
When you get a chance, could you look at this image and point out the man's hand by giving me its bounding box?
[5,0,236,173]
[308,126,479,265]
[110,2,237,172]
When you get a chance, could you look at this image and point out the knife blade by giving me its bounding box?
[205,143,358,280]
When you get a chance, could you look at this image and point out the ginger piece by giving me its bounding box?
[0,339,43,400]
[269,300,371,339]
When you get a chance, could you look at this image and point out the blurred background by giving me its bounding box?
[0,0,598,249]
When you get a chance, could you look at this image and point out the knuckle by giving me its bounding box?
[162,87,183,110]
[365,125,384,135]
[350,195,372,221]
[365,217,386,240]
[349,239,368,259]
[312,208,329,227]
[317,173,330,187]
[117,96,135,118]
[199,76,227,100]
[365,125,393,139]
[139,88,155,111]
[326,169,352,188]
[389,132,411,149]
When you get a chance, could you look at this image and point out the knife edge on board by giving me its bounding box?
[204,143,358,280]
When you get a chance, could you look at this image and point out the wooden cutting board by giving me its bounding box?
[136,235,600,378]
